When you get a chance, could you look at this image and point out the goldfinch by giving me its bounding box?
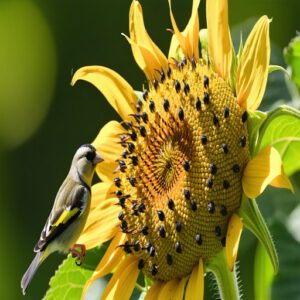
[21,144,103,295]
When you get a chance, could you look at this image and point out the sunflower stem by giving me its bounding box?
[238,195,279,274]
[207,250,241,300]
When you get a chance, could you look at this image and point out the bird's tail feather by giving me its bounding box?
[21,251,45,295]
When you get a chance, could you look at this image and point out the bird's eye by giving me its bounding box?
[86,151,96,162]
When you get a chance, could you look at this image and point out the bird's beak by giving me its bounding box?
[93,151,104,165]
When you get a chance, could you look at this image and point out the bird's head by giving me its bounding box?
[72,144,103,185]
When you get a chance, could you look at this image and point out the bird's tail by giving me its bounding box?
[21,251,45,295]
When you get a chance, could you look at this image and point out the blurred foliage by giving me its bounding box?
[284,35,300,92]
[0,0,56,150]
[0,0,299,299]
[255,106,300,175]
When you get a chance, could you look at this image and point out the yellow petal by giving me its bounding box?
[92,121,124,182]
[83,202,119,232]
[82,232,126,298]
[78,183,121,249]
[89,182,112,210]
[101,255,139,300]
[158,279,178,300]
[270,166,294,192]
[71,66,136,120]
[173,277,188,300]
[168,0,200,60]
[95,232,126,275]
[129,1,168,81]
[87,184,119,226]
[80,227,119,250]
[145,281,163,300]
[93,121,124,161]
[206,0,232,80]
[185,258,204,300]
[96,161,118,183]
[226,214,243,271]
[236,16,270,111]
[242,146,293,199]
[123,35,166,82]
[78,221,119,250]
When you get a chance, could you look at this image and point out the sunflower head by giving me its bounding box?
[115,59,249,280]
[71,0,293,298]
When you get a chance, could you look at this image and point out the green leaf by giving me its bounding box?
[255,105,300,175]
[268,65,289,78]
[247,111,267,156]
[284,35,300,91]
[254,243,274,300]
[44,247,105,300]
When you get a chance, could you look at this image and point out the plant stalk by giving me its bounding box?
[207,250,241,300]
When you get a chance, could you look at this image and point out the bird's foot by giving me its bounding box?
[69,244,86,266]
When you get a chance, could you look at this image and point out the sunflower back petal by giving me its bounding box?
[145,281,163,300]
[242,146,293,199]
[129,1,168,81]
[174,277,188,300]
[158,279,179,300]
[226,214,243,271]
[236,16,270,111]
[168,0,200,60]
[206,0,232,81]
[185,258,204,300]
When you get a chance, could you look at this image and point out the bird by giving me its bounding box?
[21,144,103,295]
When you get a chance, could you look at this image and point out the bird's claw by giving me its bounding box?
[75,259,82,266]
[69,244,86,266]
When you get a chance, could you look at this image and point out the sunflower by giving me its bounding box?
[71,0,293,299]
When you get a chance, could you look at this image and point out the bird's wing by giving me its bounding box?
[34,184,89,252]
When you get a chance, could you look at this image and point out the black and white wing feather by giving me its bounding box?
[34,182,90,252]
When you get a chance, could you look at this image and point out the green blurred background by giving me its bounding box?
[0,0,299,299]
